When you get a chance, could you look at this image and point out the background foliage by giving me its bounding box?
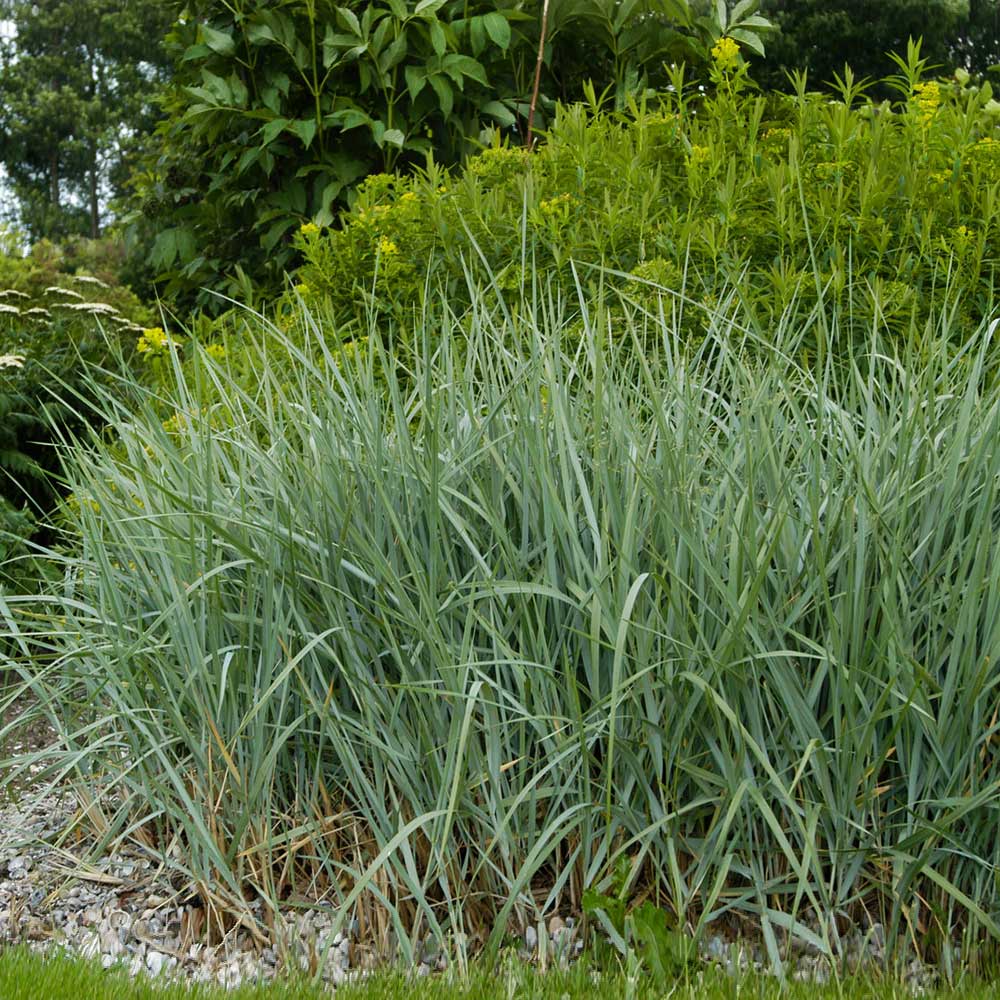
[127,0,770,309]
[280,49,1000,362]
[0,0,173,241]
[757,0,1000,90]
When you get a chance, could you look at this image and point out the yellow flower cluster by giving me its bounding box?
[912,81,941,124]
[163,407,207,435]
[467,146,531,186]
[376,235,399,256]
[642,112,681,127]
[711,36,740,70]
[538,193,574,215]
[162,412,186,435]
[205,343,226,361]
[971,137,1000,178]
[688,144,711,166]
[761,127,792,143]
[299,221,320,238]
[975,136,1000,160]
[136,326,179,358]
[337,336,368,363]
[66,493,102,515]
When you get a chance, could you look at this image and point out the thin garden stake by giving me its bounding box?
[525,0,550,149]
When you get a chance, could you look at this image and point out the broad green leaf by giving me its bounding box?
[181,43,212,63]
[612,0,642,34]
[656,0,694,25]
[336,6,362,37]
[245,22,275,45]
[192,71,234,104]
[372,17,392,56]
[361,4,378,35]
[730,0,758,23]
[270,72,291,95]
[261,86,282,113]
[201,24,236,57]
[728,27,764,57]
[260,117,290,144]
[481,99,516,126]
[405,64,428,100]
[415,0,447,15]
[228,73,248,107]
[443,53,488,86]
[482,11,511,50]
[324,107,371,130]
[429,19,447,55]
[378,34,408,74]
[427,73,453,116]
[470,16,486,55]
[382,128,405,148]
[289,118,319,149]
[176,227,197,265]
[236,147,261,175]
[149,227,178,268]
[260,216,296,251]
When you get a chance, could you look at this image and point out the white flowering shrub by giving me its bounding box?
[0,237,152,581]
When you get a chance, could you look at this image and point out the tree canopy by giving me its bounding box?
[0,0,173,240]
[758,0,999,89]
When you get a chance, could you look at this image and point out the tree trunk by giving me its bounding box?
[49,151,59,210]
[89,150,98,238]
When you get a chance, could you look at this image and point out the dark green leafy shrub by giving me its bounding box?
[0,494,33,580]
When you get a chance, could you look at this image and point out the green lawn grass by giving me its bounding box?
[1,950,1000,1000]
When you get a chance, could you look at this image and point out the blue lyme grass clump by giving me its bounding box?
[4,274,1000,975]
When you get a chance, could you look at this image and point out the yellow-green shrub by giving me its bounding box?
[288,50,1000,356]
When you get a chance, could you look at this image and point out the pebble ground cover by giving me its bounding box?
[4,39,1000,994]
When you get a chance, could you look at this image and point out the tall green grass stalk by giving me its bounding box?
[4,281,1000,976]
